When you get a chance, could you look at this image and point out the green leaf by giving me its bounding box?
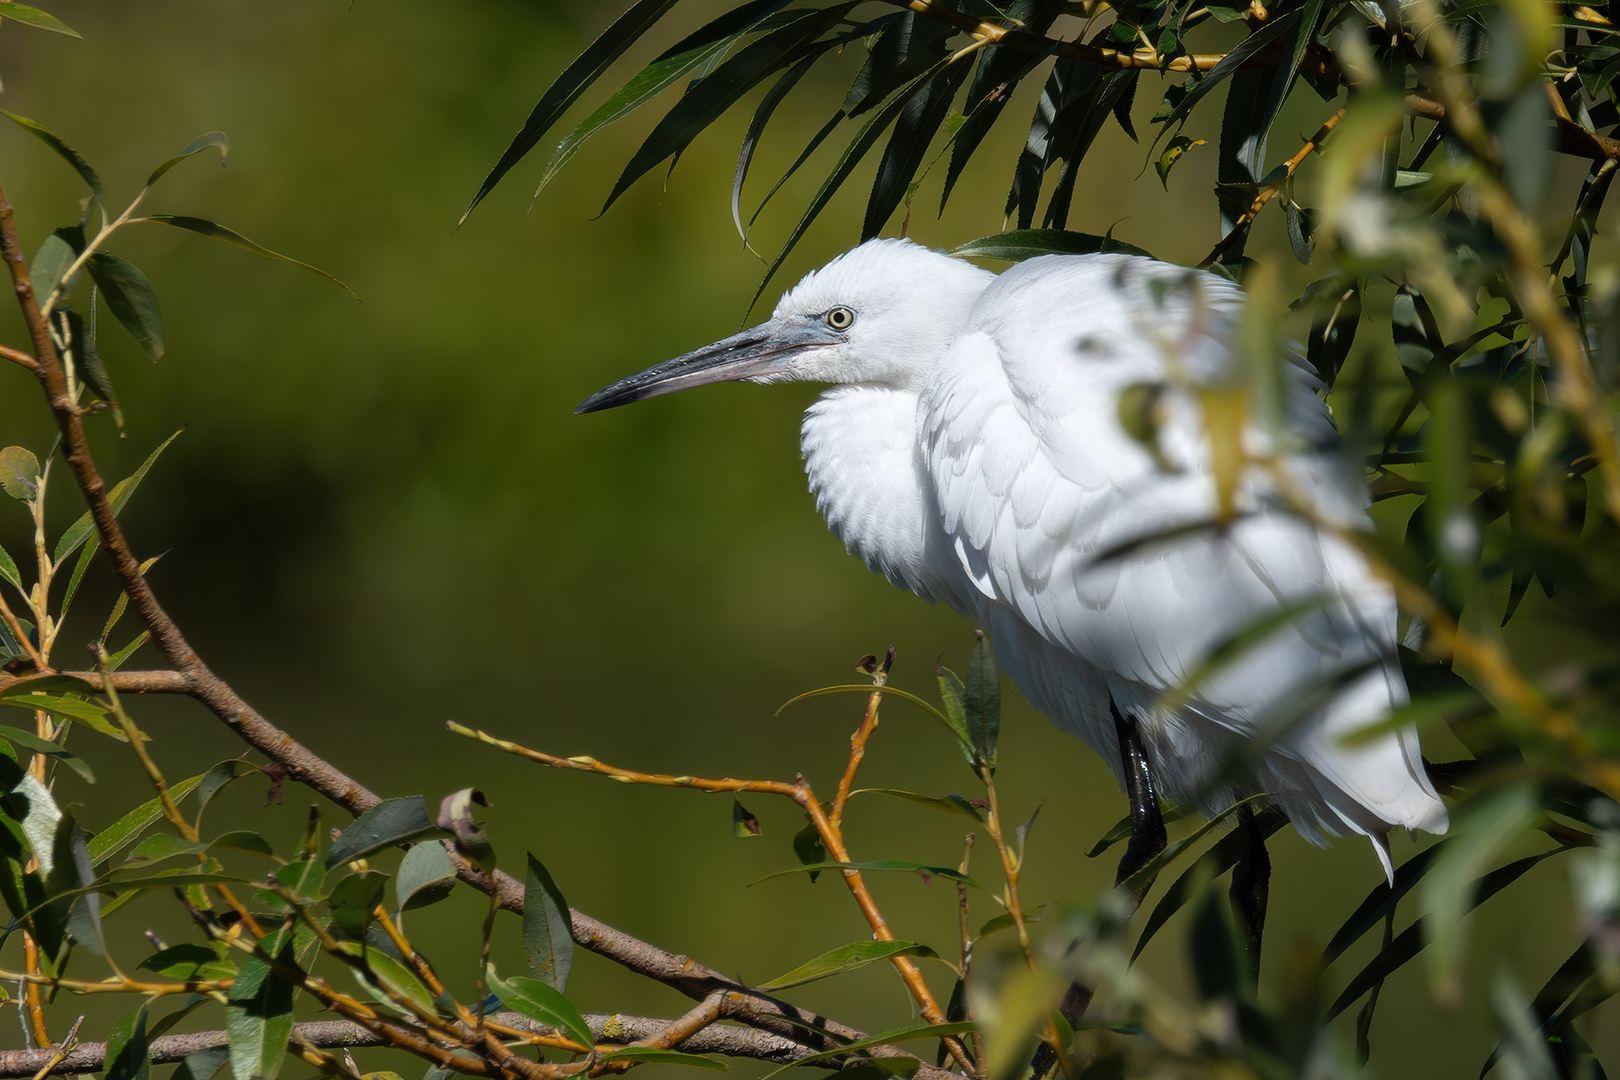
[523,853,574,991]
[211,830,276,858]
[105,1002,151,1080]
[0,447,39,502]
[1156,135,1206,189]
[146,131,227,188]
[753,860,984,890]
[732,796,762,838]
[85,771,206,865]
[863,60,972,238]
[732,45,835,240]
[276,857,326,905]
[30,226,83,302]
[193,758,259,823]
[459,0,683,224]
[226,926,298,1080]
[138,216,356,298]
[0,543,20,594]
[488,969,594,1050]
[396,840,457,913]
[760,1022,977,1076]
[594,1048,727,1070]
[337,941,436,1016]
[602,6,858,215]
[130,832,207,866]
[86,253,163,359]
[327,870,387,941]
[0,3,80,37]
[173,1047,230,1080]
[0,110,102,199]
[434,787,494,871]
[1135,806,1288,959]
[0,725,93,784]
[949,229,1155,262]
[138,943,234,982]
[964,631,999,773]
[1421,783,1540,1002]
[0,692,117,736]
[791,821,826,883]
[326,796,438,869]
[849,788,982,822]
[53,429,182,565]
[538,0,795,204]
[757,940,941,991]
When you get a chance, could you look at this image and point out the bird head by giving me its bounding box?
[575,238,994,414]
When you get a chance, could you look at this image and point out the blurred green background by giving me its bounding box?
[0,1,1611,1074]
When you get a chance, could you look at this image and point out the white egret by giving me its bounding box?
[577,239,1448,918]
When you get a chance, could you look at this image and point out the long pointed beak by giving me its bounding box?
[575,317,834,414]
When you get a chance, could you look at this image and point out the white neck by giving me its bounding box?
[799,385,967,612]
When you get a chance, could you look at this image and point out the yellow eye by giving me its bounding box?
[826,306,855,330]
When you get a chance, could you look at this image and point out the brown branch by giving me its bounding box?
[893,0,1340,78]
[0,1012,885,1079]
[1200,108,1346,267]
[1405,91,1620,162]
[0,340,37,370]
[0,668,196,694]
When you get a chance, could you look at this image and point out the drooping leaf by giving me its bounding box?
[52,427,182,566]
[435,787,494,872]
[338,940,437,1016]
[949,229,1154,262]
[460,0,684,223]
[396,840,458,913]
[85,771,207,865]
[791,820,826,883]
[1134,805,1289,959]
[1156,135,1206,189]
[601,6,857,215]
[753,859,984,889]
[104,1002,151,1080]
[145,131,228,188]
[523,852,574,991]
[327,870,388,941]
[488,969,594,1050]
[29,226,82,305]
[226,925,299,1080]
[538,0,796,204]
[0,3,80,37]
[138,216,356,297]
[325,796,438,869]
[963,631,999,773]
[0,110,102,200]
[863,60,971,239]
[87,253,163,360]
[0,725,95,784]
[733,46,836,241]
[849,788,982,822]
[757,940,941,990]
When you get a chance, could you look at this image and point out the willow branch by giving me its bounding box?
[0,340,37,370]
[1200,108,1346,267]
[0,1013,845,1080]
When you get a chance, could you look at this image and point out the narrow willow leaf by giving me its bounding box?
[538,0,795,203]
[138,216,356,297]
[0,110,102,199]
[863,60,971,238]
[1157,14,1298,134]
[1255,0,1326,176]
[0,726,93,784]
[104,1002,151,1080]
[129,832,208,866]
[397,840,457,913]
[751,57,953,309]
[0,693,117,737]
[1422,783,1540,1002]
[949,229,1154,262]
[338,941,437,1015]
[87,253,163,359]
[488,969,594,1050]
[1156,135,1206,189]
[849,788,982,822]
[226,927,298,1080]
[146,131,227,188]
[173,1048,230,1080]
[934,662,977,767]
[733,47,831,240]
[758,940,940,990]
[459,0,683,223]
[753,859,984,890]
[325,796,438,869]
[965,631,999,772]
[523,852,574,990]
[0,543,20,593]
[761,1021,978,1075]
[602,5,857,214]
[86,772,206,865]
[0,3,80,37]
[52,428,181,565]
[138,943,233,982]
[1134,806,1288,959]
[211,830,276,858]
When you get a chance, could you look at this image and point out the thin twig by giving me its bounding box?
[1200,108,1346,268]
[0,341,37,370]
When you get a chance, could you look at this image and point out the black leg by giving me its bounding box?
[1030,700,1166,1080]
[1112,700,1167,901]
[1228,801,1270,985]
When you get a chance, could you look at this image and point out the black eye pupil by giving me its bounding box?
[829,308,852,329]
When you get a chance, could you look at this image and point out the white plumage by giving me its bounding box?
[580,238,1449,878]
